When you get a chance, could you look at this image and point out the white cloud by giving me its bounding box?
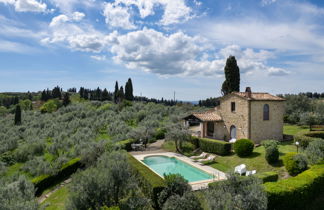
[110,28,211,75]
[194,20,324,53]
[49,12,85,27]
[91,55,107,61]
[103,2,136,29]
[261,0,276,6]
[0,0,47,12]
[267,67,290,76]
[49,0,94,14]
[159,0,192,25]
[44,12,107,53]
[0,15,46,39]
[106,0,193,27]
[0,39,35,53]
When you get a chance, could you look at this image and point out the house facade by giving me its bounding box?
[184,88,285,143]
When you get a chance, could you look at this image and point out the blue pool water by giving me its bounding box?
[142,156,213,182]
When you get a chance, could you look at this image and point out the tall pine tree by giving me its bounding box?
[221,56,240,95]
[114,81,119,103]
[14,105,21,125]
[125,78,134,101]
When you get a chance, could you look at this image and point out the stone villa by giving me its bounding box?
[184,88,285,143]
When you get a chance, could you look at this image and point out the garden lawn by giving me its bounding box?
[283,124,309,136]
[209,142,296,179]
[41,185,69,210]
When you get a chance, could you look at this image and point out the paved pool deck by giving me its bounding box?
[131,152,227,191]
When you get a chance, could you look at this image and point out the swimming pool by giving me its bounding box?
[142,155,214,182]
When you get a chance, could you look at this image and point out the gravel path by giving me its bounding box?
[37,178,71,204]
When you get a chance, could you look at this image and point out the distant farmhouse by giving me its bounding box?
[184,87,285,143]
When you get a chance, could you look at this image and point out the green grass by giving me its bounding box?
[95,133,111,141]
[209,142,296,179]
[283,124,309,136]
[41,185,69,210]
[5,163,23,177]
[162,141,196,157]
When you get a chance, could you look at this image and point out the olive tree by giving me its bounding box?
[0,176,38,210]
[206,174,267,210]
[165,124,191,153]
[67,151,138,209]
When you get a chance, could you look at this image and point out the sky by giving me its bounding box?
[0,0,324,101]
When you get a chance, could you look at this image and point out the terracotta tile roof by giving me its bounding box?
[192,110,222,122]
[232,92,285,101]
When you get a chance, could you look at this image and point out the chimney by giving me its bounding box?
[245,87,252,98]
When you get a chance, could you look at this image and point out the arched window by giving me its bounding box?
[263,104,270,121]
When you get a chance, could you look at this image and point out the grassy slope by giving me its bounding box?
[209,142,296,179]
[283,124,309,136]
[41,185,69,210]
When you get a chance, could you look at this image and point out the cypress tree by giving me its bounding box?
[114,81,119,103]
[118,86,125,103]
[63,93,71,106]
[221,56,240,95]
[125,78,134,101]
[14,105,21,125]
[102,88,109,101]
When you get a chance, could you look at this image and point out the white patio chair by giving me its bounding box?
[234,164,247,176]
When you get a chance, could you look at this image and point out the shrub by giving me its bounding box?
[294,131,324,149]
[283,152,308,176]
[265,146,279,164]
[264,164,324,210]
[40,99,61,113]
[255,172,278,183]
[155,128,166,140]
[261,140,278,149]
[305,139,324,164]
[189,136,200,148]
[199,138,231,155]
[116,139,136,151]
[127,154,165,208]
[234,139,254,157]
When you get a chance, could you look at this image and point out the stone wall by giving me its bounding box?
[219,95,250,140]
[250,101,284,143]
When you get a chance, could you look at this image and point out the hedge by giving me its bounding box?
[32,157,83,195]
[189,136,200,148]
[127,154,165,208]
[254,171,278,183]
[264,164,324,210]
[116,139,136,151]
[199,138,231,155]
[294,131,324,149]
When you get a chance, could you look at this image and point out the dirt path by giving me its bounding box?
[129,139,166,155]
[37,178,71,204]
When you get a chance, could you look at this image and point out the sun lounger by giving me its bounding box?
[190,152,208,159]
[197,155,215,163]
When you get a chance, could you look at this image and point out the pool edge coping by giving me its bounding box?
[131,152,227,190]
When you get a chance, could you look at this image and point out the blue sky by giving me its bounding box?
[0,0,324,100]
